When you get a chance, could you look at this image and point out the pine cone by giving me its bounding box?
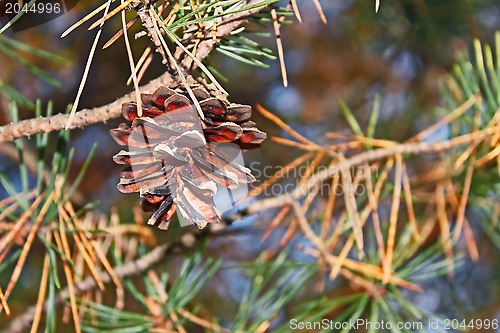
[110,81,266,230]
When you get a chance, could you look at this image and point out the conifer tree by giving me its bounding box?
[0,1,499,332]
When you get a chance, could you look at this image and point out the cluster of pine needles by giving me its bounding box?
[251,34,500,300]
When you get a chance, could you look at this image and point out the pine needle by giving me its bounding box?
[271,9,288,87]
[301,151,327,187]
[59,206,105,291]
[261,205,290,241]
[92,241,125,309]
[249,151,316,197]
[364,164,387,264]
[366,94,381,148]
[122,215,140,261]
[134,53,153,84]
[408,94,480,143]
[280,217,299,248]
[492,202,499,229]
[401,162,420,241]
[30,237,51,333]
[351,136,396,149]
[339,100,364,138]
[88,0,134,31]
[122,0,142,117]
[374,158,394,199]
[321,168,339,241]
[295,153,327,248]
[475,145,500,168]
[290,0,302,23]
[340,269,382,298]
[103,17,138,49]
[2,191,53,311]
[65,206,98,261]
[312,0,327,24]
[436,182,454,279]
[329,235,354,279]
[212,5,223,43]
[338,153,364,259]
[168,308,188,333]
[256,321,271,333]
[0,241,14,269]
[454,108,481,243]
[0,288,9,315]
[463,219,479,261]
[61,2,109,38]
[126,47,152,84]
[326,210,346,252]
[150,7,205,120]
[66,0,112,130]
[0,195,44,259]
[111,207,122,260]
[329,173,369,280]
[178,308,229,333]
[294,204,421,291]
[383,153,403,284]
[452,149,476,242]
[256,105,319,147]
[0,188,36,207]
[444,180,479,261]
[271,137,319,151]
[153,10,228,95]
[328,140,364,151]
[54,216,81,333]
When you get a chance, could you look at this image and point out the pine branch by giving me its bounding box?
[1,219,229,333]
[0,0,269,143]
[0,74,174,143]
[244,124,498,214]
[2,243,171,333]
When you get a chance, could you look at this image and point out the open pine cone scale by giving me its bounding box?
[111,82,266,230]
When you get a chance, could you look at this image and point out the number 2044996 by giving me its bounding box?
[4,2,62,14]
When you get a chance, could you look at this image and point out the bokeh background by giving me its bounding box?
[1,0,500,331]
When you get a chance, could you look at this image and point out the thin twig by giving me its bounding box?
[0,0,271,143]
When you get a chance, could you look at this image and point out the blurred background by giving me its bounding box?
[0,0,499,331]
